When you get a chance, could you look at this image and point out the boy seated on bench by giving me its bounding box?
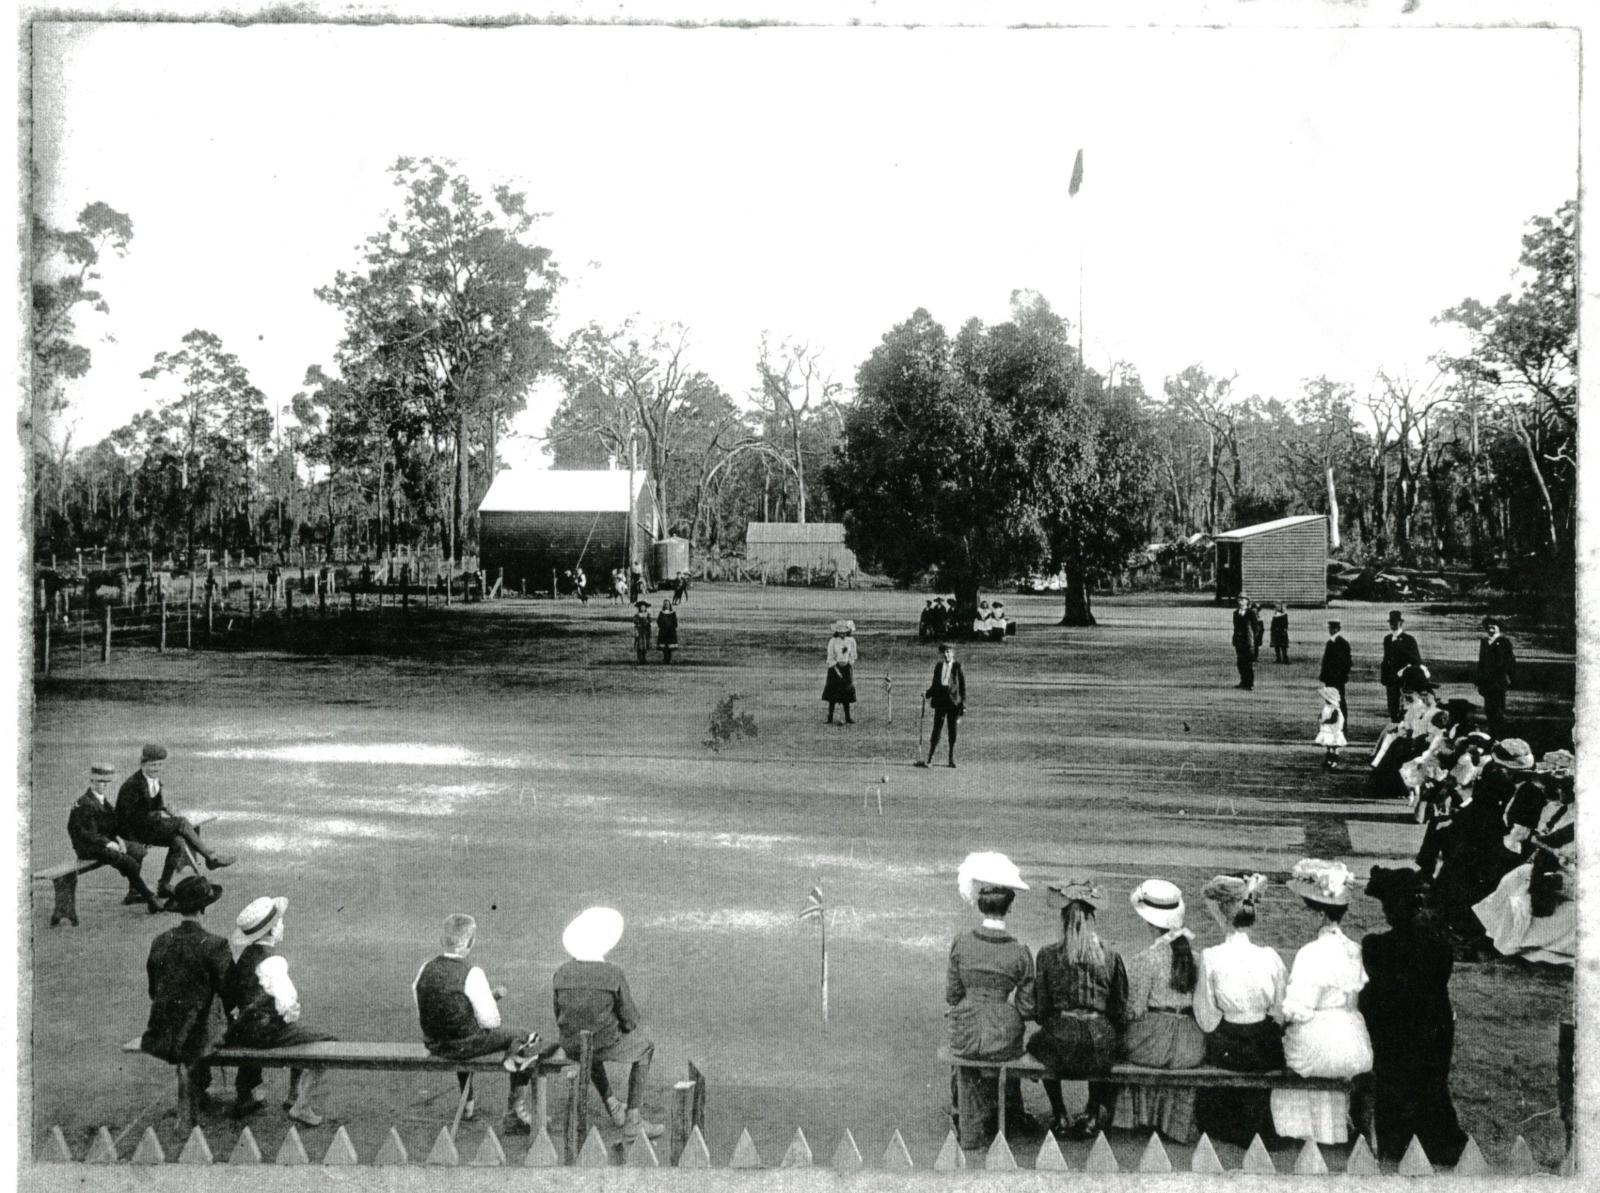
[117,744,234,899]
[413,913,548,1134]
[68,762,164,914]
[553,907,664,1142]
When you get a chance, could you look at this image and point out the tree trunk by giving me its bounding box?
[1204,430,1218,535]
[1059,569,1096,626]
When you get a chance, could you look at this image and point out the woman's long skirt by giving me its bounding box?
[1194,1018,1284,1148]
[822,663,856,705]
[1112,1011,1206,1142]
[1027,1015,1120,1121]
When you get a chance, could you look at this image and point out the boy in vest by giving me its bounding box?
[552,907,664,1141]
[414,914,546,1133]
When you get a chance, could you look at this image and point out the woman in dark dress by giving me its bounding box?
[1026,880,1128,1139]
[1360,866,1468,1164]
[946,852,1035,1152]
[656,599,679,663]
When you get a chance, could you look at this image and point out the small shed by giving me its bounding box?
[1214,514,1328,607]
[744,522,858,581]
[478,469,656,595]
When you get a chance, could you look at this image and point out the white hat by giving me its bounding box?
[563,907,625,961]
[1286,858,1355,907]
[231,896,287,950]
[956,852,1028,906]
[831,620,849,634]
[1130,879,1186,931]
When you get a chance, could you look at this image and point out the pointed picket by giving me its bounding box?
[986,1132,1018,1170]
[1190,1133,1225,1174]
[677,1125,712,1168]
[1241,1134,1277,1174]
[522,1124,561,1167]
[1506,1136,1537,1176]
[882,1128,914,1170]
[468,1125,506,1168]
[424,1125,460,1166]
[229,1127,263,1165]
[130,1127,166,1165]
[319,1125,358,1166]
[831,1128,864,1171]
[275,1126,310,1166]
[1084,1131,1119,1173]
[1294,1138,1328,1175]
[626,1132,660,1168]
[729,1127,763,1168]
[178,1125,214,1165]
[1398,1136,1435,1176]
[84,1126,118,1164]
[1346,1135,1381,1175]
[932,1130,965,1171]
[576,1125,610,1167]
[1559,1147,1575,1177]
[1034,1131,1069,1171]
[1137,1132,1173,1173]
[1453,1135,1491,1175]
[780,1126,813,1168]
[43,1126,74,1163]
[373,1126,409,1165]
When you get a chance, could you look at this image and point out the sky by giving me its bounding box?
[30,21,1581,466]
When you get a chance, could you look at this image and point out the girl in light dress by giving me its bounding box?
[1272,859,1374,1146]
[822,620,859,724]
[1315,686,1346,770]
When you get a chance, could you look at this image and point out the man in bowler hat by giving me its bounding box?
[1379,610,1424,723]
[117,744,234,900]
[1319,620,1352,723]
[69,762,164,913]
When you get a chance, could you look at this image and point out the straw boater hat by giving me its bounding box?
[1046,879,1105,910]
[90,762,114,778]
[956,852,1028,907]
[563,907,625,962]
[1492,739,1535,770]
[232,896,288,950]
[1129,879,1186,931]
[1286,858,1355,906]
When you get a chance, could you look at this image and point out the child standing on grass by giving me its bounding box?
[1316,685,1346,770]
[1270,604,1290,663]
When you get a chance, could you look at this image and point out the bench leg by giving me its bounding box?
[533,1073,548,1135]
[997,1065,1008,1133]
[49,872,79,927]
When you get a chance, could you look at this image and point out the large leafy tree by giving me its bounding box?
[316,157,562,561]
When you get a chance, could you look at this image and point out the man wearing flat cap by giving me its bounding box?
[116,745,234,899]
[141,876,229,1114]
[68,762,164,914]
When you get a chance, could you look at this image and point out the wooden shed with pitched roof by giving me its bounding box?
[743,522,858,581]
[479,469,656,594]
[1213,514,1328,607]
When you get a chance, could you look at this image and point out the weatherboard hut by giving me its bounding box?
[478,469,657,595]
[743,522,859,582]
[1213,514,1328,607]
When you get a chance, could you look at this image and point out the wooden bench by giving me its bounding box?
[939,1047,1376,1151]
[124,1032,709,1162]
[35,812,216,927]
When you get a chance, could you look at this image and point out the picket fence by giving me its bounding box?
[36,1121,1568,1175]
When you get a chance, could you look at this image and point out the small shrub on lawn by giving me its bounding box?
[706,694,758,751]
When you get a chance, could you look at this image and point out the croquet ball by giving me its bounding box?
[881,775,888,783]
[1179,810,1187,816]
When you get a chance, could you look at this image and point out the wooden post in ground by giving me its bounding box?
[37,578,46,613]
[317,572,327,619]
[185,579,193,649]
[349,587,357,618]
[286,587,295,621]
[41,612,50,674]
[159,598,167,652]
[551,569,557,601]
[205,589,214,641]
[248,589,256,631]
[444,572,452,606]
[101,606,112,663]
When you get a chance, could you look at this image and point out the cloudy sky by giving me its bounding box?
[31,20,1580,462]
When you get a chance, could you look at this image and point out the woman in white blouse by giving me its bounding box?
[822,620,859,725]
[1271,859,1374,1145]
[1192,873,1286,1147]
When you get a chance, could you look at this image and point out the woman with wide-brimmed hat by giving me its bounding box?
[631,600,653,664]
[946,852,1034,1151]
[1110,879,1206,1143]
[1269,859,1373,1145]
[1191,873,1286,1148]
[1360,865,1467,1163]
[1024,879,1127,1140]
[222,896,336,1124]
[822,619,858,725]
[1471,748,1578,966]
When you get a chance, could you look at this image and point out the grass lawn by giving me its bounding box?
[25,585,1575,1170]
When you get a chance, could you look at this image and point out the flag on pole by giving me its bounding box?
[799,884,828,1026]
[1068,148,1084,197]
[799,885,824,921]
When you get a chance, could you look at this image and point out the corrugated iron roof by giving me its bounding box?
[480,469,640,513]
[744,522,848,544]
[1213,514,1326,541]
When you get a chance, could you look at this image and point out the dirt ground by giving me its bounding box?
[26,585,1575,1170]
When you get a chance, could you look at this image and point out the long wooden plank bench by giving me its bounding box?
[35,812,217,927]
[938,1046,1376,1150]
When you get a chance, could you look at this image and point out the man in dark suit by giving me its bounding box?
[1231,595,1260,690]
[917,643,966,769]
[1379,610,1424,722]
[1319,620,1352,723]
[141,876,229,1116]
[117,744,234,900]
[1476,617,1517,735]
[69,762,164,914]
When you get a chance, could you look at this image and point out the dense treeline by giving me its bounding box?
[29,158,1575,613]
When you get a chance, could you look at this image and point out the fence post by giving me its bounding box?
[102,606,112,664]
[444,573,452,606]
[350,587,357,618]
[551,569,557,601]
[248,589,256,631]
[318,575,327,618]
[286,587,295,621]
[205,589,214,641]
[41,612,50,675]
[78,605,85,668]
[38,578,46,613]
[185,581,193,650]
[159,598,167,652]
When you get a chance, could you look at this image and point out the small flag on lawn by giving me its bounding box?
[799,885,824,921]
[1069,148,1084,197]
